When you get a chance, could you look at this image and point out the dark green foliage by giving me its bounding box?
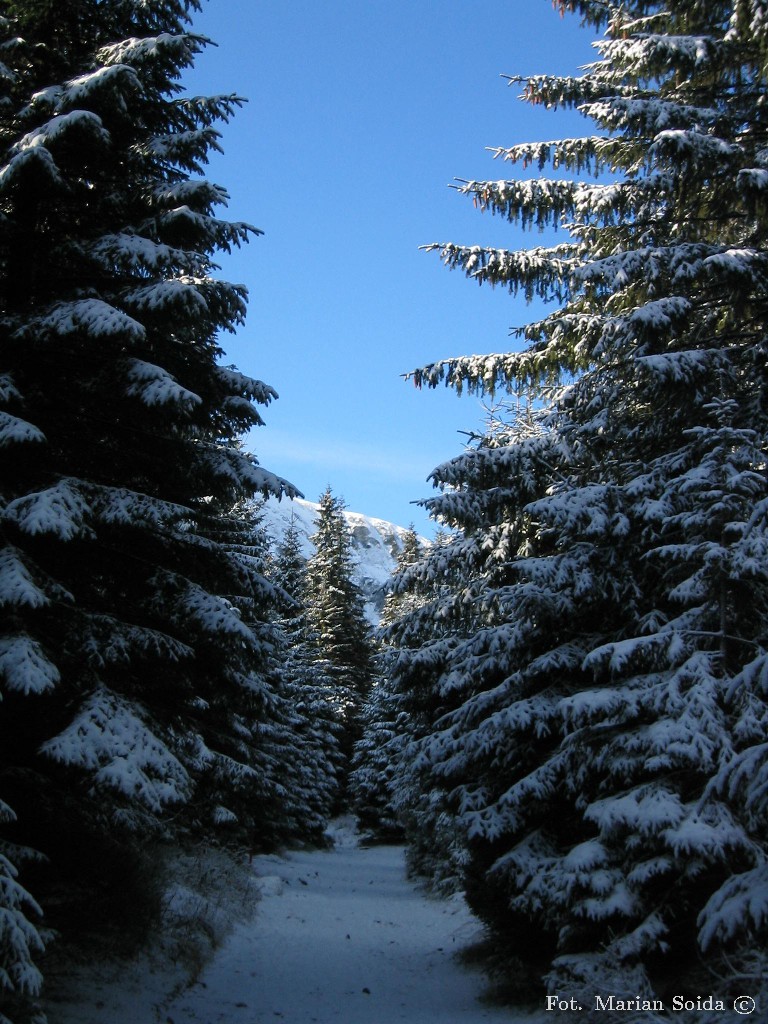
[392,0,768,1010]
[268,511,343,840]
[351,526,424,843]
[305,489,376,784]
[0,2,296,1017]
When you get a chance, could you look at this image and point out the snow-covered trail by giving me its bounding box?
[165,827,527,1024]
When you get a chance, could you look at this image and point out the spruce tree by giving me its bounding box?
[269,511,343,839]
[305,488,375,784]
[350,526,424,842]
[195,499,317,849]
[0,0,294,1010]
[397,0,768,1007]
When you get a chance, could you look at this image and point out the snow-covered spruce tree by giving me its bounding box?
[190,498,325,850]
[399,0,768,1005]
[385,410,569,899]
[350,526,424,842]
[268,510,343,840]
[0,802,46,1024]
[305,488,376,786]
[349,680,404,842]
[0,0,295,968]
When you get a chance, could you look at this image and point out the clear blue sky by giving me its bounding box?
[185,1,599,536]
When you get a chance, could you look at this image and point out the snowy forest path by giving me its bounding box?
[164,822,525,1024]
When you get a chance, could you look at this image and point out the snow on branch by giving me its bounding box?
[487,135,629,175]
[580,96,721,135]
[509,71,628,112]
[4,478,92,541]
[585,787,686,835]
[125,357,202,410]
[593,32,724,79]
[220,395,265,427]
[408,351,526,395]
[703,248,768,287]
[17,299,145,343]
[715,740,768,822]
[456,176,664,230]
[662,803,746,859]
[172,92,249,129]
[79,614,195,670]
[63,63,141,111]
[85,483,191,529]
[40,689,191,814]
[0,548,51,611]
[122,279,210,319]
[0,849,45,1001]
[11,109,109,156]
[698,864,768,950]
[0,634,60,696]
[455,177,580,229]
[0,145,63,193]
[0,374,21,404]
[98,33,198,68]
[149,567,256,645]
[88,232,201,276]
[196,446,301,502]
[649,128,742,165]
[152,178,232,210]
[573,241,716,290]
[421,241,576,302]
[214,366,279,406]
[634,349,722,386]
[0,411,46,448]
[737,167,768,194]
[142,127,225,167]
[148,203,257,252]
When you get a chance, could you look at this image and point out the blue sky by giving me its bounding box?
[185,1,599,535]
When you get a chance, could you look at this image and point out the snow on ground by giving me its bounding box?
[44,819,540,1023]
[41,846,260,1024]
[166,819,524,1024]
